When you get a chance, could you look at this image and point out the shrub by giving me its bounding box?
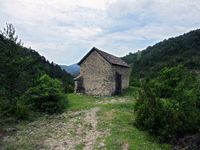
[64,84,74,93]
[22,74,67,114]
[14,99,29,119]
[135,66,200,141]
[135,83,167,137]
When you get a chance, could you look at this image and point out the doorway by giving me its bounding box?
[115,72,122,95]
[75,76,85,93]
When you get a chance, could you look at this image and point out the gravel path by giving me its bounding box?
[44,107,106,150]
[2,107,107,150]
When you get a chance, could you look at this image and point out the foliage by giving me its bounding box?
[122,28,200,144]
[134,66,200,141]
[14,100,30,120]
[21,74,67,114]
[0,24,73,119]
[122,29,200,86]
[0,23,22,45]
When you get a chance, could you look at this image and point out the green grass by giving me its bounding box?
[1,87,172,149]
[75,143,85,150]
[96,104,172,150]
[67,87,172,149]
[67,94,100,110]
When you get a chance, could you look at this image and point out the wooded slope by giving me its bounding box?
[122,29,200,83]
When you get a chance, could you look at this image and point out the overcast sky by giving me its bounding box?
[0,0,200,65]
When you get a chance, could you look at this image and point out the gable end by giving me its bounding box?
[78,47,130,68]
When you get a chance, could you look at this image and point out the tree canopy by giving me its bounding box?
[122,29,200,85]
[0,24,73,119]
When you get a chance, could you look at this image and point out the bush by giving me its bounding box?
[135,83,166,137]
[14,99,29,119]
[135,66,200,141]
[64,84,74,93]
[22,74,67,114]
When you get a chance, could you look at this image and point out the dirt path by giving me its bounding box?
[1,96,130,150]
[44,107,107,150]
[2,107,107,150]
[83,107,102,150]
[1,94,173,150]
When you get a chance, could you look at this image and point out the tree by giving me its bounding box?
[0,24,73,119]
[0,23,22,45]
[22,74,68,114]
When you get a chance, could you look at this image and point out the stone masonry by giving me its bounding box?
[74,47,130,96]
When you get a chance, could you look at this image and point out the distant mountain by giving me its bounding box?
[122,29,200,85]
[60,64,80,76]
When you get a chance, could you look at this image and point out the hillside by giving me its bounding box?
[0,32,73,118]
[122,29,200,83]
[60,64,80,76]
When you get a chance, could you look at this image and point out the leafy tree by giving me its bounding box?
[21,74,67,114]
[0,24,73,119]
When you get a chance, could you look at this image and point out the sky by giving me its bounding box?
[0,0,200,65]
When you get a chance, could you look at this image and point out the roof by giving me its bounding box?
[78,47,130,68]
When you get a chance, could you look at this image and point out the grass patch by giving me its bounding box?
[97,99,172,150]
[75,143,85,150]
[122,86,140,97]
[67,94,99,110]
[1,88,173,149]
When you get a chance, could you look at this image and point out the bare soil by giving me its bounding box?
[1,107,108,150]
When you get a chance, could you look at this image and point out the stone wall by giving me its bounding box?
[78,50,130,96]
[111,65,130,93]
[80,50,114,96]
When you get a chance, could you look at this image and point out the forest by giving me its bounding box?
[123,29,200,148]
[0,24,73,121]
[123,29,200,86]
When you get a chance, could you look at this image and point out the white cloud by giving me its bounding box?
[68,27,102,40]
[0,0,200,64]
